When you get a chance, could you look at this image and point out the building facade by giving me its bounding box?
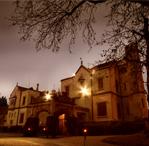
[61,44,148,122]
[6,84,43,127]
[6,84,89,132]
[6,44,148,130]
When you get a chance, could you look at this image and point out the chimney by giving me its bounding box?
[36,83,39,91]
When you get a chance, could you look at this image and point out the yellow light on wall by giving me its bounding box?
[80,86,90,96]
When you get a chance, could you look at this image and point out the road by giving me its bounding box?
[0,135,116,146]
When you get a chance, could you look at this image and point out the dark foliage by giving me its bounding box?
[0,96,8,107]
[65,116,82,135]
[82,120,145,135]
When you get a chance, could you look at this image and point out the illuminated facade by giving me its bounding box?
[61,44,148,121]
[6,84,89,129]
[6,84,44,127]
[6,44,148,129]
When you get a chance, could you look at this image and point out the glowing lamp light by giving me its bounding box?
[27,127,31,131]
[80,86,90,96]
[43,127,47,131]
[45,92,52,101]
[83,128,87,133]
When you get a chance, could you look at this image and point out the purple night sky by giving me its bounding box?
[0,1,109,98]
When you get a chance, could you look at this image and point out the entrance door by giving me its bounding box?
[38,111,49,126]
[58,114,67,134]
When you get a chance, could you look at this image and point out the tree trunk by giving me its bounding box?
[144,18,149,109]
[143,17,149,136]
[147,41,149,108]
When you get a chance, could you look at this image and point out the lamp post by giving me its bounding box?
[90,73,93,121]
[83,128,88,146]
[90,69,95,121]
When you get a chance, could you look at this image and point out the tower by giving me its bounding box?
[118,43,148,120]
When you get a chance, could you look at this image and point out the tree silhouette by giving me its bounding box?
[11,0,149,102]
[0,96,7,107]
[100,0,149,103]
[10,0,105,52]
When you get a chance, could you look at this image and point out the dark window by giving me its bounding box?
[126,104,130,115]
[142,98,145,107]
[98,78,104,90]
[10,120,13,125]
[9,112,11,118]
[117,103,121,119]
[65,86,70,96]
[119,66,127,73]
[19,113,24,123]
[22,96,26,105]
[10,97,16,106]
[78,75,85,85]
[97,102,107,117]
[124,83,127,90]
[116,80,119,92]
[77,112,87,122]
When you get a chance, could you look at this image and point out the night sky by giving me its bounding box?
[0,1,108,98]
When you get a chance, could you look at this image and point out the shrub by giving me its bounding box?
[81,120,145,136]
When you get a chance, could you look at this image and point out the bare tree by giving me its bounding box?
[101,0,149,102]
[11,0,149,101]
[11,0,105,52]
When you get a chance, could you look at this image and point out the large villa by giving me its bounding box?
[4,43,148,134]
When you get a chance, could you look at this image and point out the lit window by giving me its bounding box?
[97,102,107,117]
[98,77,104,91]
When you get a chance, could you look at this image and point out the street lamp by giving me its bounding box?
[90,69,95,121]
[79,69,95,121]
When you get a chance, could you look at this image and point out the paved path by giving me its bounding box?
[0,136,116,146]
[2,132,149,146]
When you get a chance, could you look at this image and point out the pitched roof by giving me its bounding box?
[61,65,90,82]
[61,76,74,82]
[75,65,90,74]
[91,60,117,70]
[17,86,28,91]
